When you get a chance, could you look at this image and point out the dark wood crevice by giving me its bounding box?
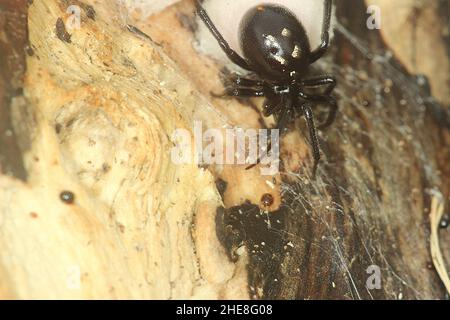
[220,0,450,299]
[0,0,29,180]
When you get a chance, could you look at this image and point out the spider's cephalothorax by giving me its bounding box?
[197,0,338,176]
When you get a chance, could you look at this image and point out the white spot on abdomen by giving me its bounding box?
[196,0,336,73]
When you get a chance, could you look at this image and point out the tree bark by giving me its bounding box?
[0,0,449,299]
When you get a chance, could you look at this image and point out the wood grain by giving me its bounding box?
[0,0,448,299]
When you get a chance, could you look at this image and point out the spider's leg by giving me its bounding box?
[226,87,265,97]
[211,85,266,98]
[246,96,293,170]
[213,74,264,97]
[316,98,338,130]
[196,1,253,71]
[301,75,336,95]
[262,94,284,117]
[301,103,321,178]
[309,0,333,64]
[275,100,293,136]
[298,90,338,130]
[229,74,264,87]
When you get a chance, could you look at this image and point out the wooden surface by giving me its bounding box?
[367,0,449,105]
[0,0,27,180]
[0,0,449,299]
[0,0,249,299]
[145,0,450,299]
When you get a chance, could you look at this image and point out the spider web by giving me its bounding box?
[117,0,447,300]
[263,19,446,299]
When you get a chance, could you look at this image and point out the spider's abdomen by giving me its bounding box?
[239,4,311,81]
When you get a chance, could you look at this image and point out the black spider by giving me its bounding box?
[196,0,338,176]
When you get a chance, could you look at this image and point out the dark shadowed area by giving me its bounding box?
[219,0,450,299]
[0,0,28,180]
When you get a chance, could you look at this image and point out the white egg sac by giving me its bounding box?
[196,0,336,72]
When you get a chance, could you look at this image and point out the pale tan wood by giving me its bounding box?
[0,0,249,299]
[367,0,450,105]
